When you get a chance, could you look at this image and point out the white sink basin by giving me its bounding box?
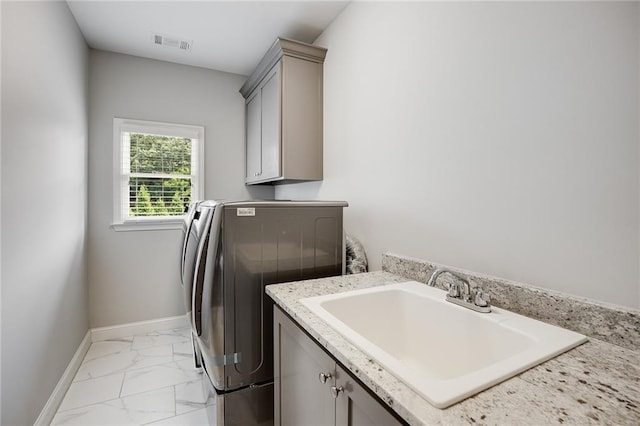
[300,281,587,408]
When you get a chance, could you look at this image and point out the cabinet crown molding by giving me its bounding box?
[240,37,327,98]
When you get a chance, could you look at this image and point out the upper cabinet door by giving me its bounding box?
[245,90,262,182]
[260,65,281,181]
[240,37,327,185]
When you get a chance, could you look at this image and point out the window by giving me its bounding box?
[113,118,204,231]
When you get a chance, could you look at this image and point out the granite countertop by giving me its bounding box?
[266,271,640,425]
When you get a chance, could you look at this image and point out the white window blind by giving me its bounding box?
[113,118,204,230]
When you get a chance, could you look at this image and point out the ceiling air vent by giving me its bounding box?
[152,33,193,52]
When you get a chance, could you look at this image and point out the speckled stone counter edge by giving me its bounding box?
[382,253,640,351]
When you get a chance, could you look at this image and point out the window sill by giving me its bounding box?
[111,218,184,232]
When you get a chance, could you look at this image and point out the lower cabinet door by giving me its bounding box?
[274,306,335,426]
[274,306,404,426]
[334,365,402,426]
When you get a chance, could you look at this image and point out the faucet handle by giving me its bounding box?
[474,289,491,307]
[447,282,460,298]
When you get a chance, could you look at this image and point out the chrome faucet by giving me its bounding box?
[428,268,471,299]
[428,267,491,313]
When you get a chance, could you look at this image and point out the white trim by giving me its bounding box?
[91,314,189,342]
[111,218,184,232]
[112,117,205,229]
[116,118,203,139]
[34,331,91,426]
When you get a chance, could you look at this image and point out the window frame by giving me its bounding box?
[112,118,205,231]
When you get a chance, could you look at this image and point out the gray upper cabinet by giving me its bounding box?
[240,38,326,185]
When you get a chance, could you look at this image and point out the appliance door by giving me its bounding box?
[180,201,209,315]
[193,203,226,390]
[221,205,344,390]
[182,203,213,328]
[180,202,199,288]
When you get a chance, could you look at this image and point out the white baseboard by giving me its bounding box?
[91,314,189,342]
[36,314,191,424]
[34,330,91,426]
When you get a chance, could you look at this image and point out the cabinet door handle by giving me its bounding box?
[318,372,332,384]
[330,385,343,398]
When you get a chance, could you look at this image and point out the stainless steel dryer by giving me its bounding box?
[184,200,346,426]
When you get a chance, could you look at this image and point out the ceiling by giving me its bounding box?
[67,1,349,76]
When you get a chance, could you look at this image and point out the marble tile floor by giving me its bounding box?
[52,328,215,425]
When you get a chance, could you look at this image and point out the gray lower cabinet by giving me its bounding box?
[274,306,404,426]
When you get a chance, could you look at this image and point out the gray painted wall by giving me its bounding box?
[276,2,640,309]
[1,2,89,424]
[88,50,273,328]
